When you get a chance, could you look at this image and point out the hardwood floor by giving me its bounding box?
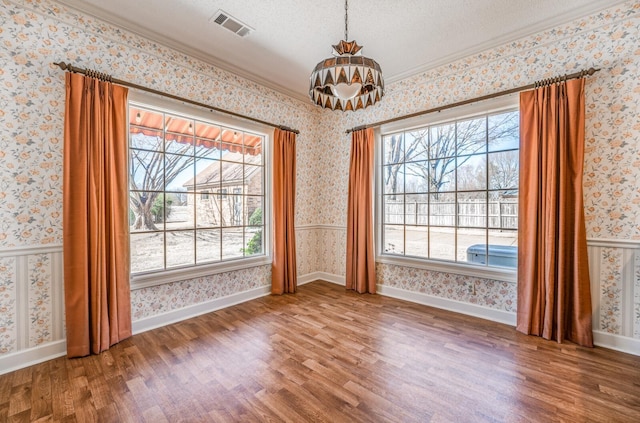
[1,280,639,422]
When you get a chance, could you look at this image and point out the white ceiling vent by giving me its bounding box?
[210,10,254,38]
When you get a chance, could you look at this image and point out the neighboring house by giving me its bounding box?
[182,151,262,227]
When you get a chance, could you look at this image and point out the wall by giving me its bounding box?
[0,0,322,369]
[315,1,640,352]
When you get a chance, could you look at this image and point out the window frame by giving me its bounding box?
[128,91,272,290]
[376,95,519,283]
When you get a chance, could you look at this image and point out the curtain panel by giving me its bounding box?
[272,128,297,294]
[517,78,593,347]
[346,128,376,294]
[63,73,132,357]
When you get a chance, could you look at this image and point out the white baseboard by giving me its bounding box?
[132,285,271,334]
[298,272,345,286]
[0,340,67,376]
[593,331,640,356]
[377,284,518,326]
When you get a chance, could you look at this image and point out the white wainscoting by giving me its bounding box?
[0,244,66,375]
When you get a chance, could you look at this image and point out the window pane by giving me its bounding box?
[244,226,263,256]
[245,165,263,195]
[383,133,404,164]
[130,191,164,232]
[429,227,455,261]
[196,190,221,228]
[166,230,195,268]
[195,138,222,160]
[245,198,263,225]
[457,191,486,228]
[489,192,518,230]
[130,130,163,151]
[429,193,455,226]
[165,115,195,155]
[383,164,404,194]
[488,151,519,191]
[222,228,244,260]
[384,195,404,224]
[406,194,428,225]
[130,148,164,191]
[244,135,262,163]
[488,229,518,268]
[429,158,455,192]
[405,226,428,258]
[488,111,519,152]
[165,193,193,230]
[220,129,243,159]
[430,123,456,159]
[457,154,487,191]
[165,153,195,193]
[405,129,429,162]
[383,225,404,255]
[130,232,164,273]
[405,161,429,193]
[457,228,487,263]
[194,121,222,158]
[456,117,486,156]
[196,229,221,264]
[193,158,220,192]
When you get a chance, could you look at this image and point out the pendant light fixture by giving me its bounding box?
[309,0,384,111]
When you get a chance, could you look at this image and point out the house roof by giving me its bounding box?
[182,151,262,190]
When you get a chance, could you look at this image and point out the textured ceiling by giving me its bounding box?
[57,0,626,103]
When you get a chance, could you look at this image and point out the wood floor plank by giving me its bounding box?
[1,280,640,422]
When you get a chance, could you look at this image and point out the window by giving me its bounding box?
[379,107,519,270]
[129,102,267,279]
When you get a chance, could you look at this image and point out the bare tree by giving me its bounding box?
[390,112,519,196]
[489,150,519,195]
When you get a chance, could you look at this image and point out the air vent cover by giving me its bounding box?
[210,9,254,37]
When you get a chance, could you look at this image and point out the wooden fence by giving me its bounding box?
[385,199,517,229]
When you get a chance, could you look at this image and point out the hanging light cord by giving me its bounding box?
[344,0,349,40]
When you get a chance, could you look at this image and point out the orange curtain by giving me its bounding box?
[517,78,593,347]
[272,128,297,294]
[346,128,376,294]
[63,73,132,357]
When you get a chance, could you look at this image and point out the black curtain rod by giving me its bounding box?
[54,62,300,135]
[346,67,600,134]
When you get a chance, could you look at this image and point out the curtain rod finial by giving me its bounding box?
[54,62,69,71]
[586,67,600,76]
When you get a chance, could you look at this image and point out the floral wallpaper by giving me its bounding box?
[0,257,17,354]
[1,0,639,361]
[377,263,517,313]
[28,253,52,347]
[131,265,271,320]
[599,248,623,334]
[635,252,640,339]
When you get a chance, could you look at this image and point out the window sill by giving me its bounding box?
[376,255,517,283]
[131,255,272,290]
